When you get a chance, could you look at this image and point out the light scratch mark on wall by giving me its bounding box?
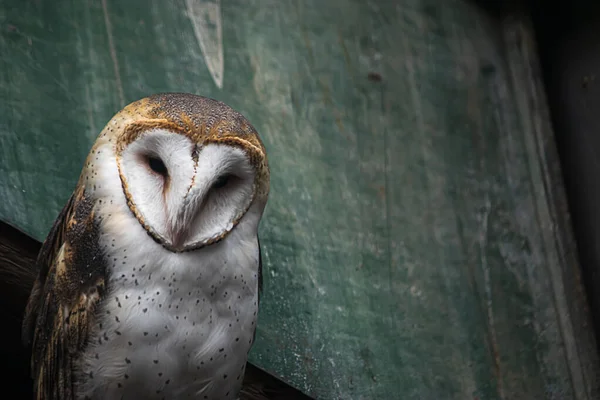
[185,0,224,89]
[101,0,125,107]
[479,195,505,398]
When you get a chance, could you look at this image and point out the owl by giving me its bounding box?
[22,93,270,399]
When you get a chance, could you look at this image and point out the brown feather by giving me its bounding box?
[22,188,109,400]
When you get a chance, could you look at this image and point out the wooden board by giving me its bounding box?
[0,0,598,398]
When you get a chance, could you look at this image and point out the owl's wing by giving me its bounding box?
[22,189,108,400]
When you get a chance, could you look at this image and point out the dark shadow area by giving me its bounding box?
[530,0,600,341]
[0,221,312,400]
[0,222,37,398]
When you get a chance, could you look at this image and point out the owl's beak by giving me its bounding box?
[168,179,210,250]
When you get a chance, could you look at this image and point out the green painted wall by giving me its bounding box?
[1,0,598,398]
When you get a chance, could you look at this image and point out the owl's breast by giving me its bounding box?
[77,231,260,399]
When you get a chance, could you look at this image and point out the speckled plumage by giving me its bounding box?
[22,93,270,400]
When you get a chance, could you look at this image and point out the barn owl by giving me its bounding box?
[22,93,270,400]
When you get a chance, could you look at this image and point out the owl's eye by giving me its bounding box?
[212,174,232,189]
[147,156,168,176]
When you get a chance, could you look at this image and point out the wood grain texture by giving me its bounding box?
[0,0,598,398]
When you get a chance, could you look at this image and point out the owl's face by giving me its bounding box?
[118,129,260,252]
[86,93,269,253]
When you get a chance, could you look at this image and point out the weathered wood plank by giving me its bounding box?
[0,0,598,398]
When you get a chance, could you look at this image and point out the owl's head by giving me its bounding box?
[86,93,269,252]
